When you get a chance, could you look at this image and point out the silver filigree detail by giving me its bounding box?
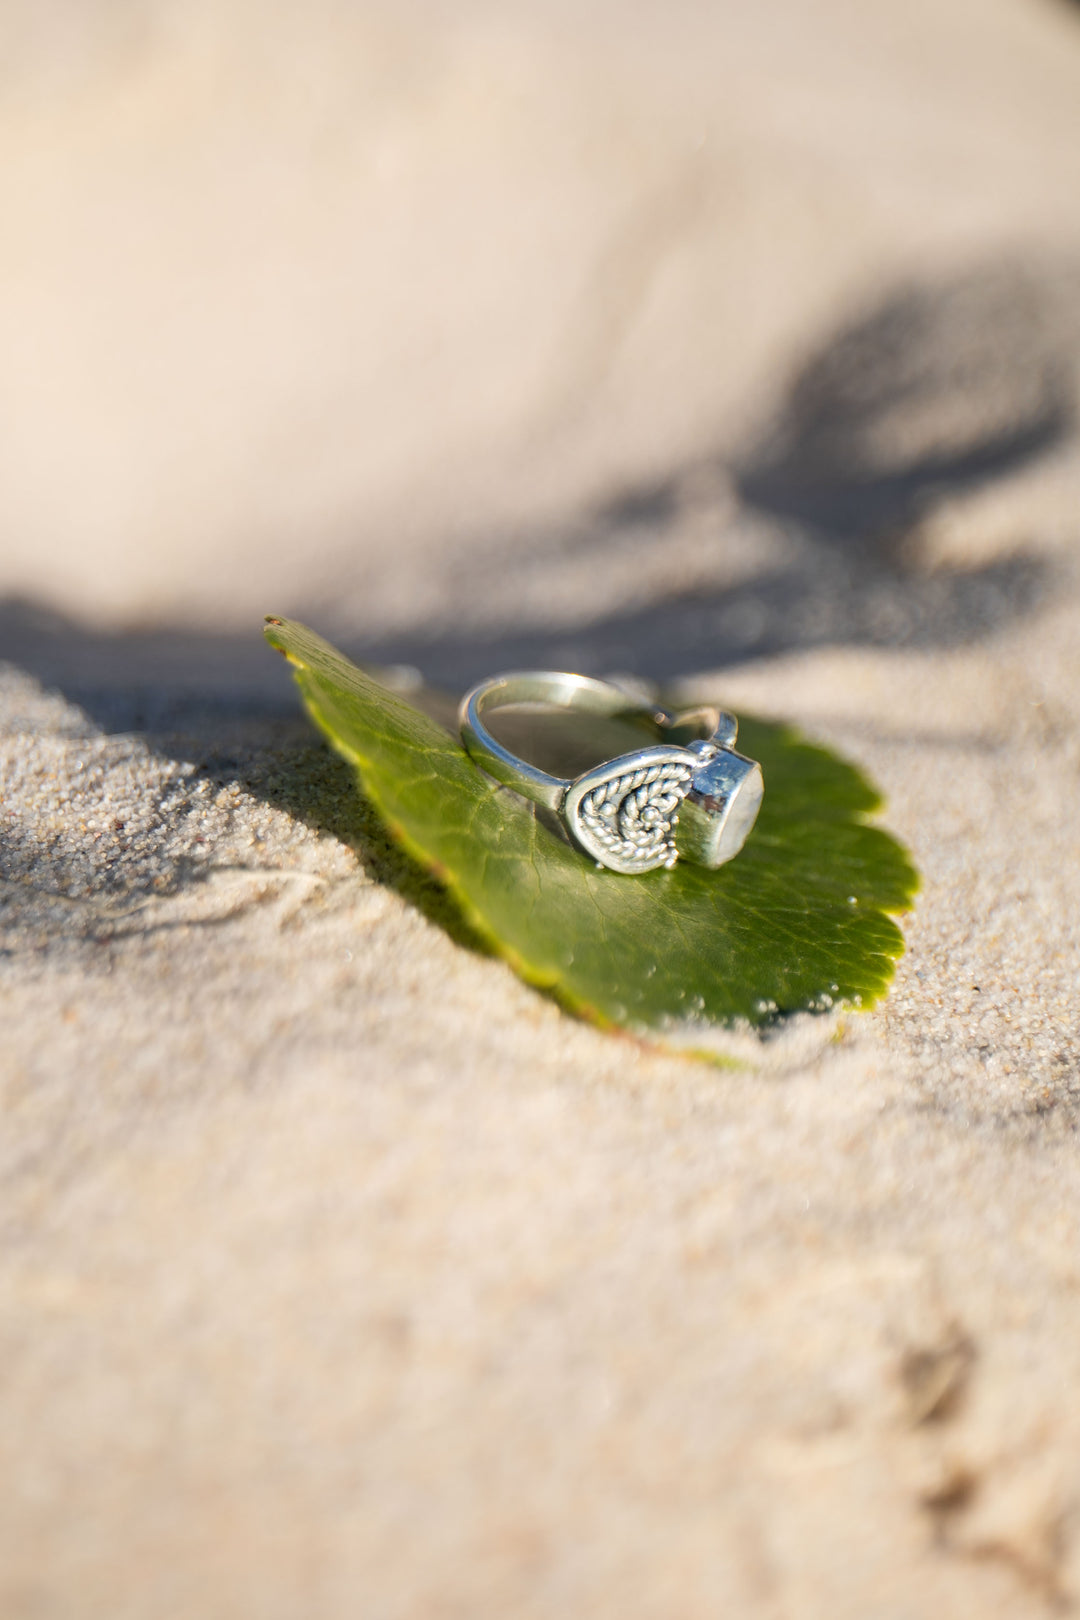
[567,756,694,874]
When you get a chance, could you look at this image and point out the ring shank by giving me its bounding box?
[459,671,725,811]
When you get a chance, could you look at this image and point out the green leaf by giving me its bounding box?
[264,617,918,1042]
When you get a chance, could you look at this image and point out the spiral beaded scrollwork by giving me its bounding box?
[576,761,693,872]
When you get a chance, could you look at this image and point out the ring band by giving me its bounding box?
[459,671,763,875]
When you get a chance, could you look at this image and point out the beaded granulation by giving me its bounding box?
[575,761,693,873]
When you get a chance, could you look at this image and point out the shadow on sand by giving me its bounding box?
[3,259,1076,895]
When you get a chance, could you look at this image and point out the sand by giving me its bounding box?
[3,1,1080,1614]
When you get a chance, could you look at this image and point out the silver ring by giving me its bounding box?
[459,671,763,875]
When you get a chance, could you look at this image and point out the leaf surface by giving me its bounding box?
[265,617,918,1036]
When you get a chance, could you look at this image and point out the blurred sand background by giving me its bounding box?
[3,0,1080,1614]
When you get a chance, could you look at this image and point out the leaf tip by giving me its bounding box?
[263,615,294,660]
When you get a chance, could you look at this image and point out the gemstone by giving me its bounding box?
[674,748,764,868]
